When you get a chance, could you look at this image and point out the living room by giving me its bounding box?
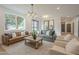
[0,4,79,55]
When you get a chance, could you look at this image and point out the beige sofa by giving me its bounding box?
[2,31,29,46]
[49,34,79,55]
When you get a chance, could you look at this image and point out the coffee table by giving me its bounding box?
[24,36,43,49]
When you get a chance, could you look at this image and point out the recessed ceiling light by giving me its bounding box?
[57,7,60,10]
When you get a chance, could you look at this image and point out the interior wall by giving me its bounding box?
[25,16,42,33]
[74,16,79,37]
[25,16,32,32]
[54,17,61,36]
[65,22,74,33]
[0,7,5,44]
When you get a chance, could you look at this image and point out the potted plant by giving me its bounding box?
[32,30,37,40]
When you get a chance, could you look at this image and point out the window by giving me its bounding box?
[5,14,25,30]
[44,20,54,30]
[5,14,16,30]
[32,20,39,31]
[49,20,54,29]
[44,21,49,30]
[17,16,25,30]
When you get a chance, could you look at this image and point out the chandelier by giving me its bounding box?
[27,4,37,18]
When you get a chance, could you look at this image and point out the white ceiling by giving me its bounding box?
[1,4,79,17]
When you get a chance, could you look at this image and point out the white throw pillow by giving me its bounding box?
[21,32,25,36]
[65,38,79,54]
[64,34,72,42]
[46,30,50,36]
[12,33,16,37]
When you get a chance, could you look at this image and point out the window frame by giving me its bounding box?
[44,20,54,30]
[32,19,39,31]
[5,14,25,31]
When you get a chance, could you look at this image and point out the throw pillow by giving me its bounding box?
[65,38,79,54]
[4,33,12,39]
[25,31,29,35]
[52,31,55,36]
[46,30,50,36]
[21,32,25,36]
[12,33,16,38]
[15,32,21,36]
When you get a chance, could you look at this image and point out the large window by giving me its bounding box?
[44,20,54,30]
[17,16,25,30]
[5,14,16,30]
[32,20,39,31]
[5,14,25,30]
[44,21,49,30]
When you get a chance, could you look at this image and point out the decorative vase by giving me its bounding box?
[33,36,37,40]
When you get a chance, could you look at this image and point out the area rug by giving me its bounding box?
[2,40,53,55]
[0,45,5,52]
[0,45,8,55]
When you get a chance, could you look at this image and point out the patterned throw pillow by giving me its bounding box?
[15,32,21,36]
[4,33,12,38]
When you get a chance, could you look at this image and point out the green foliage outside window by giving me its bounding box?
[5,14,16,30]
[5,14,25,30]
[17,16,25,30]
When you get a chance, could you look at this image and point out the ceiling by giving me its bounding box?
[1,4,79,17]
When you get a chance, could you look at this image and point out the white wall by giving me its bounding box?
[0,7,5,44]
[74,16,79,37]
[54,17,61,36]
[25,16,32,32]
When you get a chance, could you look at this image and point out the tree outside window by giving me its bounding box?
[17,16,25,30]
[5,14,25,30]
[5,14,16,30]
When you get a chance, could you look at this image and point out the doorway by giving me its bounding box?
[61,22,65,33]
[61,23,74,34]
[67,24,71,33]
